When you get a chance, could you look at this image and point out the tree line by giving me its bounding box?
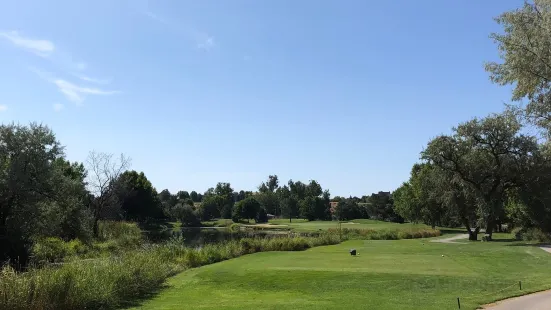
[393,0,551,241]
[0,124,399,266]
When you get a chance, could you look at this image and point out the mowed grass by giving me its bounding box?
[133,234,551,310]
[262,218,434,232]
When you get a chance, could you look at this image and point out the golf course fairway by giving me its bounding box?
[133,235,551,310]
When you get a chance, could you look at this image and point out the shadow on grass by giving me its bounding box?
[119,283,172,309]
[438,228,467,235]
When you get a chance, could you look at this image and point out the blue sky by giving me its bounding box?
[0,0,522,197]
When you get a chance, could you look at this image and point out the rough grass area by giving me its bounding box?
[133,234,551,310]
[0,235,341,310]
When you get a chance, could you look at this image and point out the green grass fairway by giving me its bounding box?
[261,218,434,232]
[133,234,551,310]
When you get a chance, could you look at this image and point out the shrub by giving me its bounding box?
[513,227,551,243]
[31,237,69,264]
[97,221,142,247]
[326,227,440,240]
[178,205,201,227]
[66,239,89,256]
[228,223,241,233]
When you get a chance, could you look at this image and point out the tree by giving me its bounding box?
[215,182,235,219]
[241,197,261,222]
[46,158,93,241]
[256,191,279,215]
[257,175,280,215]
[174,204,201,227]
[277,185,298,222]
[86,151,131,236]
[486,0,551,131]
[288,180,307,201]
[267,175,279,192]
[0,124,84,265]
[367,192,402,222]
[422,111,538,240]
[256,207,268,223]
[232,197,260,223]
[116,170,163,222]
[190,190,199,202]
[334,199,360,221]
[299,196,317,221]
[392,182,419,223]
[305,180,323,197]
[177,191,190,200]
[198,195,222,221]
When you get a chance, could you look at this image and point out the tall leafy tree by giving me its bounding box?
[116,170,163,222]
[277,185,298,222]
[190,190,199,202]
[0,124,90,264]
[214,182,234,218]
[423,111,538,240]
[486,0,551,131]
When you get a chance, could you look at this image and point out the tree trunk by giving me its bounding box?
[289,216,292,223]
[469,227,480,241]
[462,218,479,241]
[93,217,100,237]
[485,218,495,241]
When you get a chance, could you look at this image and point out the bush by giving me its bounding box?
[513,227,551,243]
[97,221,142,248]
[178,205,201,227]
[228,223,241,233]
[326,227,441,240]
[31,237,68,264]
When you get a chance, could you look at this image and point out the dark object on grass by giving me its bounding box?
[350,249,356,256]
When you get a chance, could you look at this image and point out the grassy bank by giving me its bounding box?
[0,234,341,310]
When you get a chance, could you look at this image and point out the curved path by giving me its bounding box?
[482,290,551,309]
[430,234,469,244]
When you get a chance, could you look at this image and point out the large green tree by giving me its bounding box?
[214,182,235,219]
[116,170,163,221]
[0,124,92,265]
[423,111,538,240]
[277,185,298,222]
[257,175,280,215]
[486,0,551,131]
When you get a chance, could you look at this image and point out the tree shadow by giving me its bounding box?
[505,241,550,247]
[118,283,171,309]
[439,228,467,235]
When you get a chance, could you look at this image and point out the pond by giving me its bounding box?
[144,226,317,247]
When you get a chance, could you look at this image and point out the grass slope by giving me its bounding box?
[133,234,551,310]
[253,218,434,232]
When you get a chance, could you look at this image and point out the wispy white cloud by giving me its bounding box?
[0,105,7,112]
[74,74,111,85]
[0,31,55,57]
[53,79,120,104]
[142,9,216,51]
[29,67,119,105]
[53,103,64,111]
